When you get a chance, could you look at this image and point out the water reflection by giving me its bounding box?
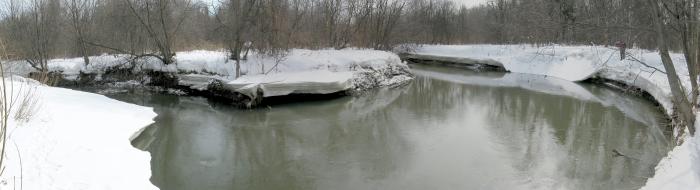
[120,65,671,190]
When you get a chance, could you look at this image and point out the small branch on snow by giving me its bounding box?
[604,47,667,75]
[626,53,667,75]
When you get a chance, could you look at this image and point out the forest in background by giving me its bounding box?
[0,0,684,63]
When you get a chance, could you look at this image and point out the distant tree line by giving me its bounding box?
[0,0,682,63]
[0,0,445,67]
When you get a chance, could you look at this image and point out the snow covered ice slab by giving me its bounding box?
[0,77,157,190]
[402,54,505,70]
[227,70,354,98]
[413,45,608,81]
[178,74,230,91]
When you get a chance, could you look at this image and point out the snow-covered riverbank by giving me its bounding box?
[410,45,688,116]
[0,49,411,189]
[0,76,157,190]
[6,49,413,104]
[408,44,699,190]
[643,128,700,189]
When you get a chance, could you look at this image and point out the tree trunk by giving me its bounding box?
[649,0,696,135]
[79,38,90,66]
[681,31,698,105]
[231,41,242,78]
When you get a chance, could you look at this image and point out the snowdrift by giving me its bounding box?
[0,76,157,190]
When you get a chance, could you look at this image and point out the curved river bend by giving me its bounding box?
[100,65,672,190]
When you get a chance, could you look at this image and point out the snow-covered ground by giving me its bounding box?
[0,76,157,190]
[5,49,412,99]
[410,44,698,190]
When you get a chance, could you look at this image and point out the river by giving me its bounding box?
[94,64,672,190]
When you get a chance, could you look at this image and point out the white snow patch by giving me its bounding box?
[225,49,412,96]
[6,49,405,78]
[0,76,157,190]
[227,70,354,97]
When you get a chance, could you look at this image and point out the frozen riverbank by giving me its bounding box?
[405,44,698,190]
[6,49,413,107]
[408,45,689,116]
[0,76,157,190]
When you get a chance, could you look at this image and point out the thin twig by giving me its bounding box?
[13,141,21,190]
[605,47,667,75]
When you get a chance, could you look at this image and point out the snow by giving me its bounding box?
[410,44,697,190]
[227,70,354,98]
[178,74,226,91]
[8,49,405,78]
[414,45,603,81]
[193,49,412,97]
[239,49,407,74]
[642,127,700,190]
[412,44,690,116]
[0,76,157,190]
[6,49,412,98]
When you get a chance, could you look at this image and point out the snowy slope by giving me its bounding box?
[0,76,157,190]
[413,44,689,116]
[414,45,604,81]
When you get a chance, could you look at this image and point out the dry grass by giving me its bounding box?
[0,36,41,188]
[11,80,40,123]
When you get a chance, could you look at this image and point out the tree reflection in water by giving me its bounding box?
[121,65,671,190]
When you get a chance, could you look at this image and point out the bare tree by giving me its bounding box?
[320,0,343,48]
[370,0,405,50]
[648,0,696,135]
[215,0,260,78]
[123,0,193,65]
[21,0,61,77]
[65,0,96,66]
[664,0,700,106]
[284,0,309,49]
